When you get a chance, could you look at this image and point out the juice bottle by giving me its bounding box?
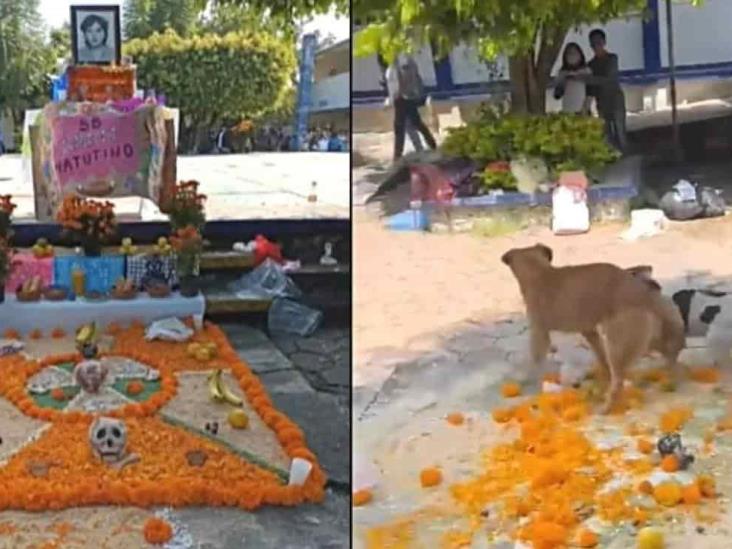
[71,266,86,297]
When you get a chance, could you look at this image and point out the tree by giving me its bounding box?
[220,0,348,20]
[123,0,207,39]
[124,30,296,151]
[198,1,288,37]
[355,0,703,114]
[0,0,55,122]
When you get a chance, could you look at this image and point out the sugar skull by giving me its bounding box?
[89,416,128,464]
[74,360,109,393]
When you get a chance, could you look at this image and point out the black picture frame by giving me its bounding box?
[70,5,122,66]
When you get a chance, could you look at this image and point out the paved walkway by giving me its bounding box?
[0,152,349,221]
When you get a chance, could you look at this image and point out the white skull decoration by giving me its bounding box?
[74,360,108,393]
[89,416,128,464]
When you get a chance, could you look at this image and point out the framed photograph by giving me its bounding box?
[70,5,121,66]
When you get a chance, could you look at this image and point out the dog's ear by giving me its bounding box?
[501,250,513,265]
[535,244,553,263]
[626,265,653,279]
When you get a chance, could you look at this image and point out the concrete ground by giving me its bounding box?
[353,163,732,547]
[0,152,349,221]
[0,322,350,549]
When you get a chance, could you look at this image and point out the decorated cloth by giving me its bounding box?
[4,253,54,294]
[126,253,178,289]
[31,102,173,221]
[0,292,205,336]
[54,255,126,294]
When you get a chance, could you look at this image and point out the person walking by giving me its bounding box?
[553,42,592,114]
[388,53,437,162]
[378,54,423,154]
[584,29,627,152]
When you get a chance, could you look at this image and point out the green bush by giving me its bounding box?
[442,108,620,191]
[124,30,296,129]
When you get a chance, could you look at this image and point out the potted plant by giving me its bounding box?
[0,195,16,241]
[166,181,206,232]
[56,196,117,256]
[170,225,203,297]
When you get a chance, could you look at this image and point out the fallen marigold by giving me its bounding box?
[577,527,599,547]
[50,388,66,401]
[637,480,653,495]
[446,412,465,426]
[353,489,373,507]
[501,382,521,398]
[688,366,721,384]
[660,407,693,433]
[697,475,716,498]
[420,467,442,488]
[660,455,679,473]
[682,483,702,505]
[143,517,173,545]
[491,407,513,423]
[125,380,144,396]
[653,482,682,507]
[527,521,567,548]
[637,438,654,454]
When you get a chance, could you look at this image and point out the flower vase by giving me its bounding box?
[179,275,200,298]
[82,240,102,257]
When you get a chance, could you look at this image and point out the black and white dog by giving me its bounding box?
[672,289,732,366]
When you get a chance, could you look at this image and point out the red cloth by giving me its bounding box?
[409,164,455,204]
[252,235,283,266]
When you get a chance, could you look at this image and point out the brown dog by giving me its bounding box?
[501,244,685,413]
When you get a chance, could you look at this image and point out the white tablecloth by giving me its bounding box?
[0,292,205,335]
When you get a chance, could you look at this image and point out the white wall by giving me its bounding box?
[449,44,508,85]
[352,45,437,93]
[658,0,732,67]
[311,72,350,112]
[553,14,645,75]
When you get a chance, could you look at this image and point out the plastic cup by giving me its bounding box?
[288,457,313,486]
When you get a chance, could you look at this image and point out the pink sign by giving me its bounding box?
[51,112,140,189]
[4,253,53,294]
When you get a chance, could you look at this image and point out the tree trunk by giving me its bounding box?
[508,25,568,115]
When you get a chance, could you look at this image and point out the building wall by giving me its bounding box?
[311,41,351,116]
[353,0,732,110]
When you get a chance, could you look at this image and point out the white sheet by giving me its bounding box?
[0,292,205,335]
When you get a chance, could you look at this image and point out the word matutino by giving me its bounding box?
[54,144,135,175]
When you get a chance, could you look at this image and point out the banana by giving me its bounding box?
[216,374,243,407]
[207,370,225,402]
[76,322,96,345]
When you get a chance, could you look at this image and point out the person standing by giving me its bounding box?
[584,29,627,152]
[388,53,437,162]
[553,43,592,114]
[378,54,423,154]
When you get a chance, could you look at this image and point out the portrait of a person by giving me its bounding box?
[71,7,120,65]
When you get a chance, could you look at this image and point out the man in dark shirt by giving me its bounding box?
[584,29,627,152]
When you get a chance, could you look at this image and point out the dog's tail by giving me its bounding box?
[626,265,662,291]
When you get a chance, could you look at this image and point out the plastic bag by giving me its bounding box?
[659,180,704,221]
[229,258,302,299]
[511,156,549,194]
[699,186,726,218]
[145,317,194,342]
[552,185,590,235]
[267,298,323,337]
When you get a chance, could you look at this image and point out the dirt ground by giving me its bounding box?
[353,207,732,548]
[354,209,732,371]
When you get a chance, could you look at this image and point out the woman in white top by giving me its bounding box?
[554,42,592,114]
